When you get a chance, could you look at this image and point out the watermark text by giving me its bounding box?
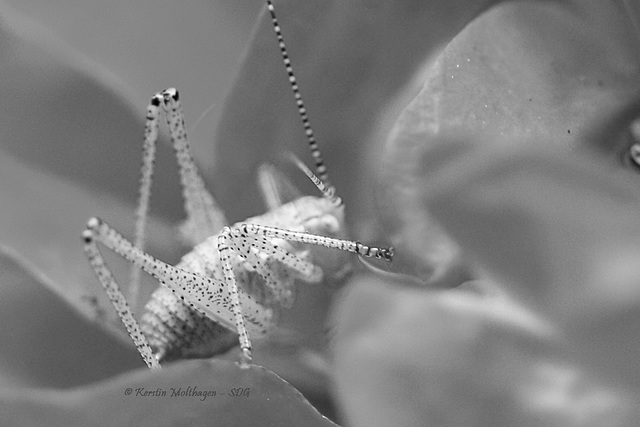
[123,386,250,401]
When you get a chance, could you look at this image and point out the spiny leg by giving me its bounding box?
[218,223,393,320]
[128,89,227,308]
[238,223,394,261]
[83,225,160,370]
[160,89,227,244]
[85,217,272,369]
[217,229,253,367]
[221,226,322,308]
[214,225,318,366]
[128,96,160,310]
[230,228,322,281]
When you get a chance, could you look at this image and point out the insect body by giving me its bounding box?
[82,1,392,371]
[139,192,352,363]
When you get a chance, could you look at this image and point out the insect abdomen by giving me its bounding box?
[141,286,238,362]
[138,226,286,362]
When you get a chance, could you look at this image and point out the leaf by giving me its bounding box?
[332,276,639,427]
[0,2,189,322]
[330,3,640,423]
[416,135,640,388]
[2,359,338,427]
[0,244,141,389]
[386,0,640,152]
[381,0,640,282]
[0,0,266,195]
[0,2,187,220]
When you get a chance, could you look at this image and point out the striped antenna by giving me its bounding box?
[266,1,336,196]
[287,152,343,206]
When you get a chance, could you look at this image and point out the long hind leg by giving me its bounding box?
[83,217,273,369]
[83,225,160,370]
[129,88,227,308]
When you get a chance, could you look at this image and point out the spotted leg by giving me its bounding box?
[83,217,273,369]
[234,223,394,261]
[217,222,392,306]
[219,226,323,308]
[83,225,160,371]
[129,88,227,309]
[214,223,393,364]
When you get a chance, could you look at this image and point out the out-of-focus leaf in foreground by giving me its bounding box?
[380,0,640,283]
[332,1,640,425]
[2,358,337,427]
[333,138,640,426]
[419,136,640,387]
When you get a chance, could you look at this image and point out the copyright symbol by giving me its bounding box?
[125,388,132,396]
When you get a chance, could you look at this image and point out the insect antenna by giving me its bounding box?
[286,152,342,206]
[266,1,338,203]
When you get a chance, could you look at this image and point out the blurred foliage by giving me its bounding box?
[332,1,640,426]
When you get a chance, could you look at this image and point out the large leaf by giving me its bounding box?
[0,244,335,422]
[332,276,639,427]
[0,1,187,324]
[331,74,640,427]
[1,0,265,179]
[330,1,640,425]
[2,359,338,427]
[381,0,640,282]
[417,135,640,389]
[0,245,140,389]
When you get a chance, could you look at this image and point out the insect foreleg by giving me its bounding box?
[236,223,394,261]
[221,227,322,308]
[236,232,323,282]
